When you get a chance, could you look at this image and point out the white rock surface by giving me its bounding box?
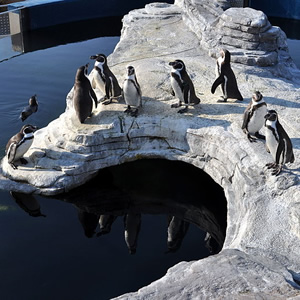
[0,2,300,299]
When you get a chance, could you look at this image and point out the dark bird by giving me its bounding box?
[122,66,142,117]
[73,64,98,123]
[211,49,243,102]
[169,59,200,114]
[242,91,267,142]
[264,110,294,176]
[90,53,122,105]
[5,124,37,169]
[20,94,38,121]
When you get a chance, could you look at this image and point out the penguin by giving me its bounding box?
[241,91,267,142]
[10,191,46,217]
[122,65,142,117]
[264,110,295,176]
[5,124,37,169]
[166,215,190,253]
[124,212,141,255]
[90,53,122,105]
[73,64,98,124]
[211,49,243,102]
[97,215,117,236]
[20,94,38,122]
[169,59,200,114]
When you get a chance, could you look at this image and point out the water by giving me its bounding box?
[0,14,227,300]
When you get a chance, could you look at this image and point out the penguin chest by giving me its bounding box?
[265,128,279,161]
[14,138,33,161]
[93,71,106,94]
[171,76,184,102]
[123,80,140,107]
[247,106,267,134]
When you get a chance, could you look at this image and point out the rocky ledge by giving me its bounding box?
[1,1,300,299]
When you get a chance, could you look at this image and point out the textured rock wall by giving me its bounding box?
[0,2,300,299]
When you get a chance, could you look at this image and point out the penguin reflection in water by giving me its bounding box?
[169,59,200,114]
[90,53,122,105]
[73,64,98,124]
[124,212,141,254]
[20,94,38,122]
[122,66,142,117]
[5,124,37,169]
[242,91,267,142]
[211,49,243,102]
[264,110,294,176]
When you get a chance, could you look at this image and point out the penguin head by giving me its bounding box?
[264,110,278,122]
[75,65,89,82]
[252,91,263,102]
[90,54,107,66]
[220,49,230,65]
[127,65,135,76]
[29,95,38,106]
[21,124,38,135]
[169,59,185,71]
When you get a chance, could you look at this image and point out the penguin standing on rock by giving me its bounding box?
[242,91,267,142]
[90,53,122,105]
[20,94,38,122]
[211,49,243,102]
[5,124,37,169]
[264,110,294,176]
[169,59,200,114]
[122,65,142,117]
[73,64,98,124]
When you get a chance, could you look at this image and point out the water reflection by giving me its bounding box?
[10,191,46,217]
[11,160,226,256]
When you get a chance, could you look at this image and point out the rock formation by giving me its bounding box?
[0,1,300,299]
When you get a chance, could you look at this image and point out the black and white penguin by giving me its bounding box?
[97,215,117,236]
[20,94,38,122]
[122,65,142,117]
[166,215,190,253]
[211,49,243,102]
[264,110,295,176]
[124,212,141,255]
[73,64,98,124]
[90,53,122,105]
[169,59,200,114]
[5,124,37,169]
[242,91,267,142]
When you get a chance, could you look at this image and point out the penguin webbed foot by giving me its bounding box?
[9,163,18,170]
[246,133,257,143]
[171,102,181,108]
[98,96,108,103]
[20,157,28,165]
[271,164,282,176]
[177,107,188,114]
[217,96,227,103]
[124,106,131,114]
[255,132,265,140]
[102,98,112,105]
[130,109,139,117]
[266,162,277,169]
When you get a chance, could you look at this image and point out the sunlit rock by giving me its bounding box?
[0,1,300,299]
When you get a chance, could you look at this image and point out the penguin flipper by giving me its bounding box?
[211,76,223,94]
[241,108,250,130]
[7,142,17,164]
[89,87,98,108]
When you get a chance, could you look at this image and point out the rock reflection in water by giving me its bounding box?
[60,159,227,255]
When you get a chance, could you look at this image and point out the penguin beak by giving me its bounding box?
[264,113,269,119]
[169,61,175,66]
[90,55,97,60]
